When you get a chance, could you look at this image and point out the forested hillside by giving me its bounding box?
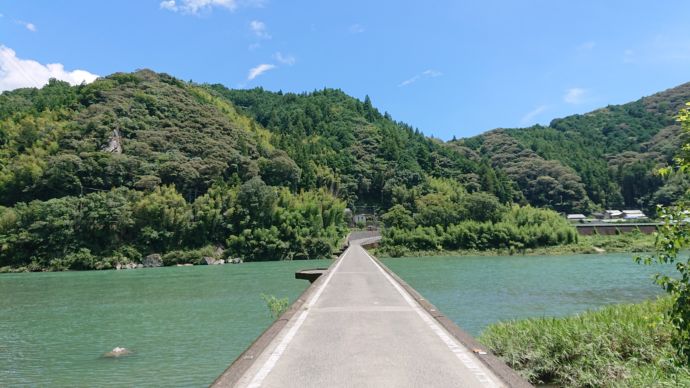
[460,83,690,213]
[0,69,514,270]
[207,85,516,206]
[1,69,688,270]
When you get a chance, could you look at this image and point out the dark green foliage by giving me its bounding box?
[461,82,690,213]
[0,183,346,269]
[638,103,690,363]
[2,69,689,269]
[206,85,513,207]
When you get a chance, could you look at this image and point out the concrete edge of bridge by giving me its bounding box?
[365,250,534,388]
[210,243,348,388]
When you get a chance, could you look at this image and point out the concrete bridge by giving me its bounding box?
[212,234,531,388]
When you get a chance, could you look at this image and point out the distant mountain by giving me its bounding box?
[458,83,690,213]
[1,69,687,215]
[0,69,513,210]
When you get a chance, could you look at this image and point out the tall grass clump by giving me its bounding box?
[479,298,690,387]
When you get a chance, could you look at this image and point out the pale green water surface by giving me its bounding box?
[382,253,666,337]
[1,253,669,386]
[0,261,327,387]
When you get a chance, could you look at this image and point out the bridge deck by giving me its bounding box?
[217,240,520,387]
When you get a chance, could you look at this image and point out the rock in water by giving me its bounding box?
[203,256,225,265]
[103,347,132,358]
[142,254,163,267]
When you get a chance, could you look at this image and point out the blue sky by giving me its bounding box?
[2,1,690,139]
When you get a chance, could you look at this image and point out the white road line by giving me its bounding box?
[244,246,350,388]
[360,246,502,388]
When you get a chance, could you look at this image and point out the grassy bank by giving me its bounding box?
[479,298,690,387]
[373,232,656,258]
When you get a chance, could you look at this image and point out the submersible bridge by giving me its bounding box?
[212,232,531,388]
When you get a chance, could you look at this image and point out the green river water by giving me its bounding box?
[1,253,665,386]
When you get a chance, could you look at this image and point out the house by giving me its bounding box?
[623,210,647,220]
[604,210,624,219]
[353,214,367,225]
[566,214,587,222]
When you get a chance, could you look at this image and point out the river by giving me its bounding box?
[0,253,665,386]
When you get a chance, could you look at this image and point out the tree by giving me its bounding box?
[234,177,277,229]
[259,153,302,188]
[638,102,690,362]
[382,204,415,229]
[460,192,505,223]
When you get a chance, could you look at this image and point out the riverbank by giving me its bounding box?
[479,297,690,387]
[373,232,656,258]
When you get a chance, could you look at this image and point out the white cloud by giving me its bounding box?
[399,75,420,87]
[422,69,442,77]
[349,24,365,34]
[520,105,548,125]
[563,88,586,104]
[0,45,98,92]
[247,63,275,80]
[250,20,271,39]
[160,0,178,11]
[15,20,37,32]
[274,52,295,65]
[159,0,248,14]
[398,69,442,87]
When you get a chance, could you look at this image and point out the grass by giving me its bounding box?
[373,232,656,258]
[261,294,290,319]
[479,298,690,387]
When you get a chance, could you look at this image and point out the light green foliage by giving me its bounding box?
[380,187,577,255]
[480,298,690,387]
[261,294,290,319]
[638,102,690,362]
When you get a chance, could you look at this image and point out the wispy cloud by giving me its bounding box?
[250,20,271,39]
[398,69,443,87]
[247,63,276,80]
[274,52,295,65]
[15,20,36,32]
[349,24,365,34]
[520,105,548,125]
[0,45,98,92]
[160,0,262,15]
[563,88,586,104]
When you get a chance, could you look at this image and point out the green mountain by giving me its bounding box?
[1,69,688,270]
[0,69,513,209]
[459,83,690,213]
[0,69,514,269]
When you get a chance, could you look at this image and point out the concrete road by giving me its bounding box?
[232,241,506,388]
